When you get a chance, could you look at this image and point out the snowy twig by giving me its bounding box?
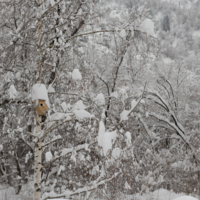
[40,117,74,141]
[24,131,37,138]
[42,172,120,200]
[119,82,147,125]
[149,112,193,151]
[42,141,96,169]
[41,137,63,149]
[137,115,152,141]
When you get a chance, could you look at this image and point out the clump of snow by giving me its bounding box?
[120,110,129,121]
[163,57,173,64]
[16,72,21,79]
[57,165,65,175]
[110,91,118,98]
[173,197,198,200]
[125,131,132,146]
[112,148,121,159]
[48,84,55,93]
[0,144,3,151]
[49,112,71,121]
[119,29,126,38]
[185,104,190,114]
[71,150,76,163]
[9,84,17,99]
[124,181,131,190]
[73,100,86,110]
[25,151,32,163]
[50,0,55,7]
[120,98,140,122]
[131,99,137,109]
[45,151,53,162]
[72,69,82,81]
[118,88,128,100]
[74,110,94,120]
[32,83,50,108]
[138,18,156,37]
[79,152,85,161]
[140,99,145,104]
[98,121,118,156]
[61,102,67,112]
[95,93,105,106]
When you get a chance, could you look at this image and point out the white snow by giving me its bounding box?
[119,29,126,38]
[193,30,200,37]
[133,189,190,200]
[50,0,55,7]
[120,99,140,122]
[45,151,53,162]
[138,18,156,37]
[110,91,118,98]
[48,84,55,93]
[118,88,128,100]
[125,131,132,146]
[72,69,82,81]
[9,84,17,99]
[0,144,3,151]
[49,112,71,121]
[95,93,105,106]
[61,102,68,112]
[70,150,76,163]
[112,148,121,159]
[57,165,65,175]
[163,57,173,64]
[74,109,94,120]
[173,197,198,200]
[120,110,129,121]
[73,100,86,110]
[98,121,118,156]
[124,181,131,190]
[16,72,21,79]
[32,83,50,108]
[131,99,137,109]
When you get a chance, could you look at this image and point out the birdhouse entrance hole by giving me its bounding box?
[34,99,49,116]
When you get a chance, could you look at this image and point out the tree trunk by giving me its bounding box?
[34,115,42,200]
[34,0,42,198]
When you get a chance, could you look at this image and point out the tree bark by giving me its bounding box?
[34,115,42,200]
[34,0,42,198]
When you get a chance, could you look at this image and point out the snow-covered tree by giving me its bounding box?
[0,0,161,200]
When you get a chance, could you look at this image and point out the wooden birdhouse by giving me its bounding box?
[32,83,50,116]
[34,99,49,116]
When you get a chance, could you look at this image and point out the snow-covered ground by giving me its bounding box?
[0,185,198,200]
[133,189,198,200]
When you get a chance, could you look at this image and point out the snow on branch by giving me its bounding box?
[147,90,185,133]
[149,112,194,151]
[147,90,169,112]
[42,172,120,200]
[119,83,147,124]
[137,114,153,140]
[41,117,74,140]
[42,135,62,149]
[42,141,96,170]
